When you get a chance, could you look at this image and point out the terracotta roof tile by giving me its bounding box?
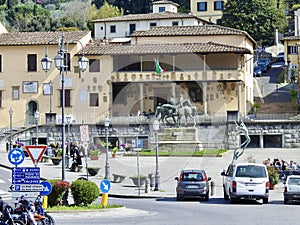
[92,12,206,23]
[131,25,248,37]
[282,35,300,41]
[0,31,90,46]
[84,41,251,55]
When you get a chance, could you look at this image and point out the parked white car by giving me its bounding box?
[284,175,300,204]
[221,163,269,204]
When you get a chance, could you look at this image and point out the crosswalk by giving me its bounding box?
[0,178,12,201]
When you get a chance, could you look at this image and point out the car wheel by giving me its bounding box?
[229,197,236,204]
[203,192,209,201]
[176,194,182,201]
[223,187,229,200]
[284,197,288,204]
[262,198,268,204]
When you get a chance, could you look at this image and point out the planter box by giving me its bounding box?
[51,157,62,165]
[130,177,147,187]
[90,156,99,160]
[87,167,100,176]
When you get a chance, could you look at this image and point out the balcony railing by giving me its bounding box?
[111,69,244,82]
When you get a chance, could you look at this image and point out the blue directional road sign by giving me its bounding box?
[100,179,111,193]
[40,181,52,196]
[8,148,25,166]
[12,167,40,184]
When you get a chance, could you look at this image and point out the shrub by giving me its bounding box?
[71,179,100,206]
[267,166,279,185]
[47,179,70,207]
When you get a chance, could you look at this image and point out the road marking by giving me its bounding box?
[0,189,11,201]
[253,78,264,104]
[0,179,5,183]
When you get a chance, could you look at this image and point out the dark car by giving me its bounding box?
[276,52,284,62]
[175,169,211,201]
[254,66,262,77]
[257,61,268,73]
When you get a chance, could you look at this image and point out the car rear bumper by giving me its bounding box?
[177,189,208,198]
[284,192,300,200]
[231,193,269,200]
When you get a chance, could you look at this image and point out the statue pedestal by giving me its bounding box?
[155,127,202,152]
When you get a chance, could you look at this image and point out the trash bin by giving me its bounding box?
[148,173,155,189]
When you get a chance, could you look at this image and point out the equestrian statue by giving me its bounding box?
[155,94,197,127]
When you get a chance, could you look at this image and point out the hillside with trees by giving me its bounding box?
[0,0,298,47]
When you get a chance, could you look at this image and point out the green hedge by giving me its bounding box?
[71,179,100,206]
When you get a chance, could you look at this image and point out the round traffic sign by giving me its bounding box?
[8,148,25,165]
[40,181,52,196]
[100,179,111,193]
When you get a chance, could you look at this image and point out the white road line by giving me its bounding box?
[0,179,5,183]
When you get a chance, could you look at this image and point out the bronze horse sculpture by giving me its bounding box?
[155,104,181,127]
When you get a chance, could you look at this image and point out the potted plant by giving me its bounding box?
[50,147,62,165]
[267,166,279,190]
[129,175,148,187]
[90,150,99,160]
[112,147,118,158]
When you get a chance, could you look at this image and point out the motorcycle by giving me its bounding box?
[0,197,25,225]
[12,196,45,225]
[33,196,55,225]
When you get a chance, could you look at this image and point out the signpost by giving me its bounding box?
[100,179,111,206]
[8,147,52,203]
[40,181,52,196]
[8,148,25,166]
[25,145,47,166]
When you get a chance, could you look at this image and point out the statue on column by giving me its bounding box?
[232,120,251,163]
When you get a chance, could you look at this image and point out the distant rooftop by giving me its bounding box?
[83,40,251,55]
[0,31,90,46]
[92,12,207,23]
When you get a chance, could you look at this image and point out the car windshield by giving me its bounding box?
[235,165,267,178]
[288,178,300,185]
[182,172,203,181]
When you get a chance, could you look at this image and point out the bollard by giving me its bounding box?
[145,178,150,193]
[101,193,108,206]
[42,196,48,209]
[148,173,155,190]
[210,181,215,196]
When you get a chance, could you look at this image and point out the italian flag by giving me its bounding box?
[155,58,164,75]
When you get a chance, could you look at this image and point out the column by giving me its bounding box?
[139,83,144,112]
[202,82,207,115]
[237,82,242,115]
[171,83,176,99]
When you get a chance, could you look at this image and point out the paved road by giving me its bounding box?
[254,62,293,104]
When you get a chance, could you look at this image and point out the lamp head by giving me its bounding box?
[78,55,89,72]
[41,56,52,72]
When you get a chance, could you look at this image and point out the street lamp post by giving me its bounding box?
[49,80,53,113]
[104,117,110,179]
[41,33,89,180]
[9,108,13,152]
[153,120,160,191]
[35,110,40,145]
[66,115,72,169]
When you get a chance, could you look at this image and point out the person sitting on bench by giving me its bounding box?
[70,145,82,172]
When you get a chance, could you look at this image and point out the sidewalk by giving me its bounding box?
[1,143,300,199]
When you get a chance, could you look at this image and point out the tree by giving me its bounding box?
[51,0,91,31]
[6,4,51,31]
[94,0,123,19]
[221,0,287,47]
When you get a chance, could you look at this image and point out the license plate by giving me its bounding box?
[245,183,256,186]
[186,185,198,188]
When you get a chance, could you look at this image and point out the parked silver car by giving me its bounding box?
[284,175,300,204]
[175,169,211,201]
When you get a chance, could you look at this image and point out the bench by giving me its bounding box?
[40,155,50,163]
[112,174,126,183]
